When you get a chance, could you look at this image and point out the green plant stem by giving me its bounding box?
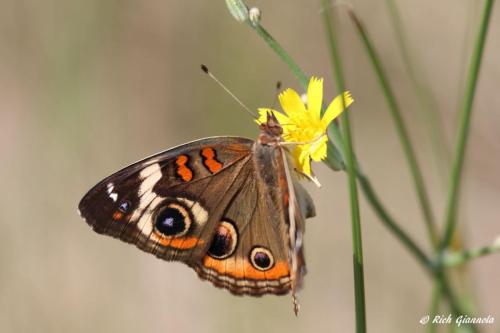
[385,0,451,185]
[348,9,439,249]
[437,271,477,333]
[355,169,434,270]
[441,240,500,267]
[326,123,434,269]
[252,25,309,89]
[440,0,494,251]
[428,283,441,333]
[322,4,366,332]
[347,10,479,331]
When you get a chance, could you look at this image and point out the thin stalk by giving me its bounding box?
[428,283,441,333]
[326,123,434,269]
[384,1,449,320]
[441,239,500,267]
[385,0,451,184]
[252,25,309,89]
[322,3,366,332]
[440,0,494,251]
[355,170,434,270]
[437,271,477,333]
[348,10,481,331]
[348,9,439,249]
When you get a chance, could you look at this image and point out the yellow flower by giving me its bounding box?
[258,77,353,177]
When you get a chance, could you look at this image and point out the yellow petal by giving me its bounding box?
[307,77,323,118]
[256,108,290,126]
[279,88,306,117]
[322,91,353,126]
[299,157,312,177]
[296,147,312,176]
[310,135,328,161]
[291,147,302,169]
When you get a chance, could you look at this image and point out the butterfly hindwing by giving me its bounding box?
[192,144,313,296]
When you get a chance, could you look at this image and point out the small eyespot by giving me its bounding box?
[154,202,192,237]
[249,246,274,271]
[112,200,131,220]
[118,201,130,213]
[207,220,238,259]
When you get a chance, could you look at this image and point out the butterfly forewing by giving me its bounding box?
[78,137,254,264]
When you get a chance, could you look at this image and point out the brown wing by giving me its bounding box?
[78,136,315,298]
[192,170,292,295]
[192,144,315,297]
[78,137,255,264]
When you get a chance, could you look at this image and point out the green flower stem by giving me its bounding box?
[440,0,494,251]
[348,9,439,249]
[441,239,500,267]
[322,3,366,332]
[252,25,309,90]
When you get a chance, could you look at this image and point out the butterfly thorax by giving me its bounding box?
[254,113,288,209]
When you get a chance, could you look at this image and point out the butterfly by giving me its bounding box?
[78,111,315,313]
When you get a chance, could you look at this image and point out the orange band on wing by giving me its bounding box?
[175,155,193,182]
[202,256,290,280]
[201,148,223,173]
[155,235,205,249]
[279,171,289,206]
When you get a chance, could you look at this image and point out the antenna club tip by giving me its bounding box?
[201,64,209,73]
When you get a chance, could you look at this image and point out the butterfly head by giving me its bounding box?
[258,111,283,145]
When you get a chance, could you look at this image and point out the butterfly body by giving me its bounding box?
[78,113,315,302]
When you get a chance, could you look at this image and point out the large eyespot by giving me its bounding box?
[249,246,274,271]
[207,220,238,259]
[154,202,192,237]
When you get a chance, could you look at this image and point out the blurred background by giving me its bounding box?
[1,1,499,332]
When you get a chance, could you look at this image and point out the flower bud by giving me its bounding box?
[225,0,249,22]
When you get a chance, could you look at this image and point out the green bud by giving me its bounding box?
[225,0,249,23]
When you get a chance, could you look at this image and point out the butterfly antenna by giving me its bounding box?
[200,64,258,119]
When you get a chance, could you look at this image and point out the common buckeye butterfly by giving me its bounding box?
[78,111,315,313]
